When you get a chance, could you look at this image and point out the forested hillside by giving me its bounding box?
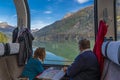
[34,6,94,42]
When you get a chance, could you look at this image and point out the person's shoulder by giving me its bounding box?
[78,50,94,58]
[75,53,85,61]
[29,57,40,63]
[82,50,94,55]
[83,50,97,60]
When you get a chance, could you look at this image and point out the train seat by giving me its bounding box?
[0,43,24,80]
[101,59,120,80]
[101,41,120,80]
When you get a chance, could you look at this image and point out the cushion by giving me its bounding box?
[101,59,120,80]
[9,43,19,55]
[5,55,24,80]
[0,43,5,56]
[0,57,11,80]
[102,41,120,65]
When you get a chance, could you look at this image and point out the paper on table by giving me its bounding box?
[37,67,65,80]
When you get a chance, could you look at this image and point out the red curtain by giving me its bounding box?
[93,20,108,74]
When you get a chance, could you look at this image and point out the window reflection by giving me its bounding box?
[116,0,120,40]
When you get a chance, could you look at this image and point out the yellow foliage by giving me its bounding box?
[0,32,8,43]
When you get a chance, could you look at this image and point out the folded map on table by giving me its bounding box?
[36,67,65,80]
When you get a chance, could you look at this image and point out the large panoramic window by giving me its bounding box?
[29,0,94,65]
[0,0,17,43]
[116,0,120,40]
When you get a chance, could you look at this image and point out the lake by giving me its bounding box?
[33,48,72,65]
[44,51,72,65]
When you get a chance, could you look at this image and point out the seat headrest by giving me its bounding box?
[0,43,5,56]
[9,43,19,55]
[0,43,19,56]
[102,41,120,65]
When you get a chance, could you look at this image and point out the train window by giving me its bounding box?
[116,0,120,40]
[0,0,17,43]
[29,0,95,65]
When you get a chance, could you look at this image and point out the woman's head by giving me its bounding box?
[33,47,46,61]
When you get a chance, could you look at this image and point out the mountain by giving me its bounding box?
[34,6,94,42]
[0,22,15,32]
[31,29,39,33]
[63,12,74,19]
[0,22,15,42]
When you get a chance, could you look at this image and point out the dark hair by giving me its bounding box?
[79,39,90,49]
[33,47,46,61]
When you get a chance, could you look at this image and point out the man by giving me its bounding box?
[65,39,100,80]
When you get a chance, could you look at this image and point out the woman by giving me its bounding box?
[21,47,46,80]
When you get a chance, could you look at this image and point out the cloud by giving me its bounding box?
[44,11,52,14]
[31,9,41,14]
[12,14,17,18]
[76,0,89,4]
[0,15,17,26]
[10,15,17,20]
[31,20,51,29]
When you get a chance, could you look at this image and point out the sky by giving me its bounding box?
[0,0,93,29]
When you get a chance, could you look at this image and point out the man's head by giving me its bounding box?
[78,39,90,51]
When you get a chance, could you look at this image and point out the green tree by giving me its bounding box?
[0,32,8,43]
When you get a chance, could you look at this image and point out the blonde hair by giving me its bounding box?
[33,47,46,61]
